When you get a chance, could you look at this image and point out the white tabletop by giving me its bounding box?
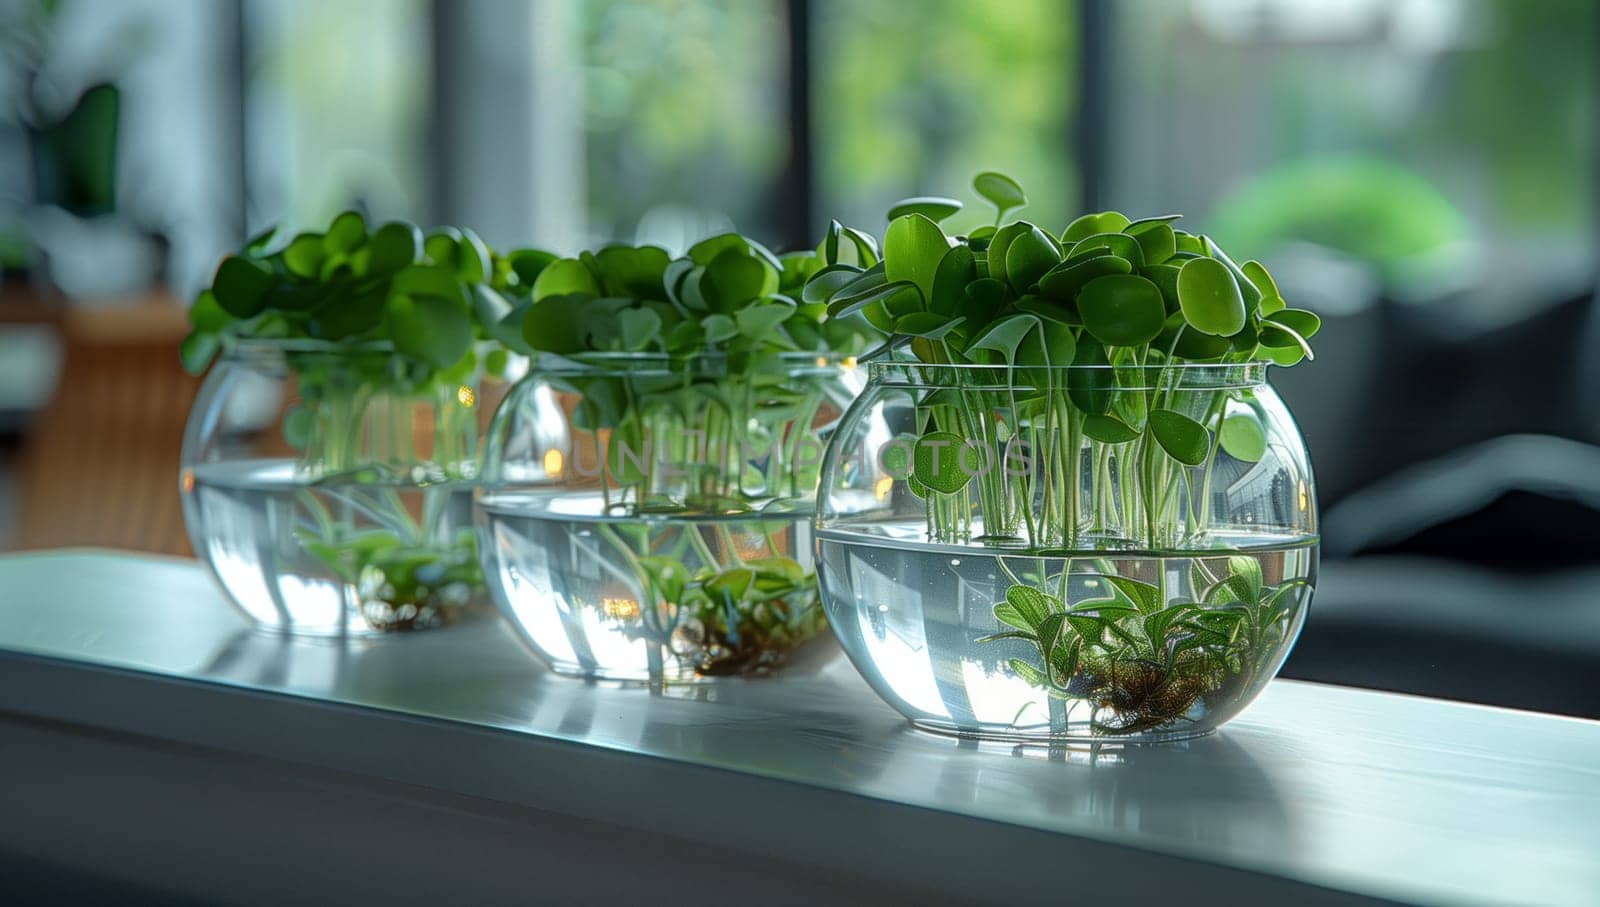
[0,549,1596,906]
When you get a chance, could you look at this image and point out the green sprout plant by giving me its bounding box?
[507,230,879,674]
[810,172,1319,733]
[183,211,542,631]
[980,556,1307,734]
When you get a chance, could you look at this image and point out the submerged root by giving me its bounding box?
[690,592,826,676]
[1080,651,1224,735]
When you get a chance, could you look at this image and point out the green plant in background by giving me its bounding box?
[509,228,879,672]
[1209,156,1469,287]
[809,172,1319,731]
[182,212,544,630]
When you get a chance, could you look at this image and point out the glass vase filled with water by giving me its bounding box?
[816,362,1317,742]
[479,353,864,681]
[180,341,495,635]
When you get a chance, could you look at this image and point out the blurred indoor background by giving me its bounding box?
[2,0,1597,713]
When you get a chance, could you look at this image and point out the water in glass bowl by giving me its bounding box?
[186,459,482,635]
[817,522,1316,742]
[479,489,825,681]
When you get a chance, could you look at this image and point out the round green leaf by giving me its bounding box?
[1037,252,1132,302]
[1060,211,1131,245]
[211,255,276,318]
[735,299,795,340]
[1241,260,1281,308]
[424,229,463,272]
[366,221,422,277]
[1127,222,1176,265]
[391,264,469,308]
[508,248,557,287]
[702,313,738,343]
[311,289,385,339]
[1177,257,1247,336]
[1149,409,1210,466]
[1068,337,1114,415]
[1157,311,1232,361]
[884,213,950,299]
[967,314,1038,365]
[687,233,752,266]
[596,245,671,299]
[1265,307,1321,339]
[1078,275,1165,347]
[1126,214,1182,230]
[178,331,220,375]
[617,306,662,351]
[982,222,1029,283]
[1220,410,1266,462]
[1067,232,1144,269]
[801,264,864,305]
[1081,413,1139,444]
[1013,297,1077,326]
[828,279,918,321]
[389,293,472,368]
[485,348,511,377]
[324,211,366,254]
[1015,314,1075,376]
[1262,344,1306,367]
[282,232,325,278]
[638,556,691,602]
[1231,313,1261,353]
[861,285,924,333]
[1142,263,1183,314]
[881,433,916,477]
[893,311,964,339]
[703,248,772,310]
[929,245,977,316]
[914,431,979,495]
[1200,236,1262,315]
[281,405,314,450]
[532,257,601,301]
[187,290,233,333]
[1004,225,1063,292]
[521,293,588,354]
[455,227,492,283]
[973,171,1027,216]
[1258,322,1314,360]
[843,226,880,267]
[886,196,963,223]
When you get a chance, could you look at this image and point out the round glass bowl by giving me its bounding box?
[479,352,865,681]
[180,341,498,635]
[816,361,1317,742]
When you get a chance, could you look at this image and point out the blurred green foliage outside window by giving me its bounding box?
[814,0,1078,236]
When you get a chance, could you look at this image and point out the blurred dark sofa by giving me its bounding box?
[1276,276,1600,718]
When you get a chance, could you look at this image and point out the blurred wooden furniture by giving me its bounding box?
[10,297,198,556]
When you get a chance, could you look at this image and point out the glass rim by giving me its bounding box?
[221,337,501,359]
[530,350,858,378]
[867,360,1270,390]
